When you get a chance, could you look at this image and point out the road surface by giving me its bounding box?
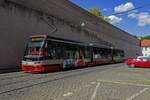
[0,63,150,100]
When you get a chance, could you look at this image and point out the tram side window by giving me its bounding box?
[75,50,85,59]
[113,50,124,58]
[118,51,124,58]
[75,50,80,59]
[63,44,85,60]
[113,50,119,57]
[120,51,125,57]
[63,43,77,59]
[84,46,91,59]
[75,45,85,59]
[93,47,102,59]
[99,48,111,59]
[45,41,64,59]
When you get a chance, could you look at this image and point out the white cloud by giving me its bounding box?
[114,2,135,13]
[128,13,136,18]
[108,15,122,24]
[128,12,150,26]
[138,12,150,26]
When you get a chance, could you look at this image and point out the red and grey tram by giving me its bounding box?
[21,35,124,72]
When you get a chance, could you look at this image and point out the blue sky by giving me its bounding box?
[71,0,150,36]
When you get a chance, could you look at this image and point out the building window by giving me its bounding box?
[142,47,144,51]
[145,47,147,51]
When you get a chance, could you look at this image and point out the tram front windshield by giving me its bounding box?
[23,39,47,61]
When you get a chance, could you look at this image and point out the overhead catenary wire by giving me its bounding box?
[113,3,150,15]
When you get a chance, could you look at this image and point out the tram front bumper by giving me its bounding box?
[21,64,45,72]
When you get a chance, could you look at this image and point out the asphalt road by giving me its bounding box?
[0,63,150,100]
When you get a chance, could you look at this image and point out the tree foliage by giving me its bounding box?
[89,7,102,17]
[89,7,110,23]
[141,35,150,39]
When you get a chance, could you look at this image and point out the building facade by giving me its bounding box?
[141,39,150,57]
[0,0,141,70]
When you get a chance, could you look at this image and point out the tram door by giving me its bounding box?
[63,43,76,69]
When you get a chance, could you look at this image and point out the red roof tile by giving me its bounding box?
[141,39,150,47]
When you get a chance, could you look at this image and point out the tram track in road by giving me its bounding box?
[0,64,118,87]
[0,72,33,80]
[0,70,73,87]
[0,66,95,87]
[0,63,124,95]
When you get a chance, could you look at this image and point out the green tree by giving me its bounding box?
[141,35,150,39]
[103,16,110,22]
[89,7,110,23]
[89,7,102,17]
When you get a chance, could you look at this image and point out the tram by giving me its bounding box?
[21,35,124,72]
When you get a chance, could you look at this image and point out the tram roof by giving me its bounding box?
[30,34,111,48]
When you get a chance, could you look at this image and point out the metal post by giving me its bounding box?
[111,47,114,61]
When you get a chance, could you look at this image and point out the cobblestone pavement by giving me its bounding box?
[0,63,150,100]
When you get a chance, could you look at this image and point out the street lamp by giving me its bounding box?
[81,22,86,27]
